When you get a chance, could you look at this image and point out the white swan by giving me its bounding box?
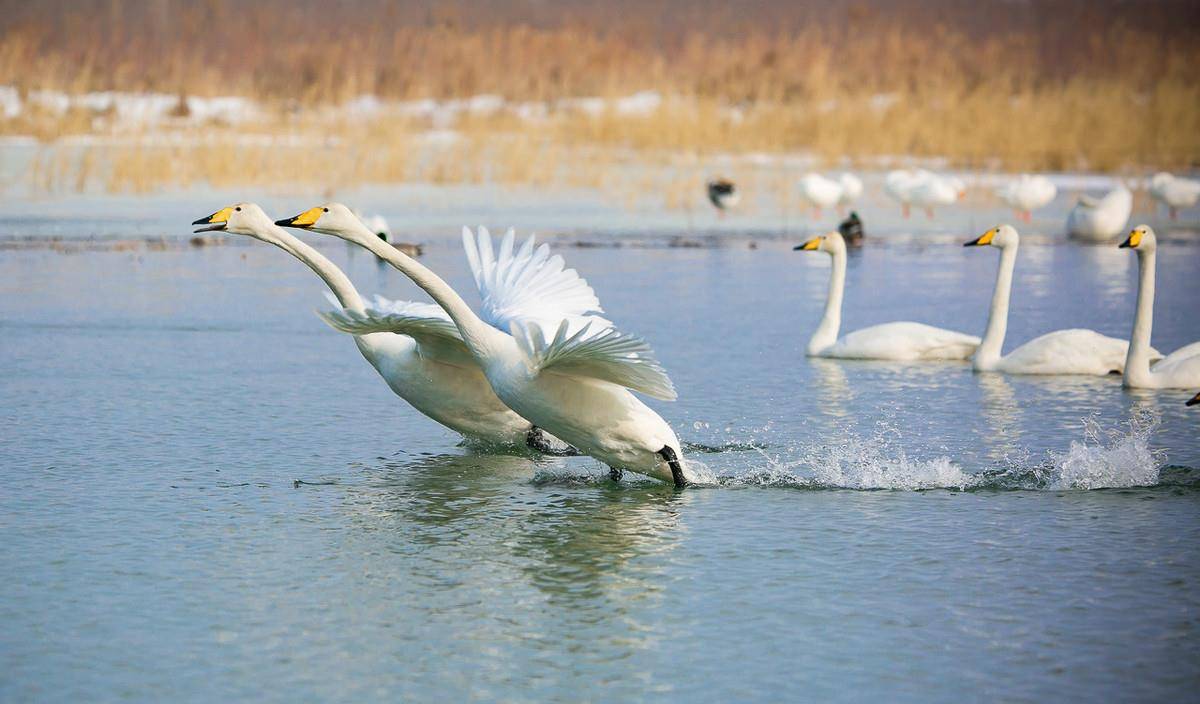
[884,168,926,218]
[838,173,863,208]
[794,230,981,360]
[192,203,584,451]
[1118,225,1200,389]
[908,172,964,219]
[963,224,1143,375]
[997,175,1056,222]
[799,172,843,218]
[1066,185,1131,242]
[277,204,690,487]
[1149,172,1200,219]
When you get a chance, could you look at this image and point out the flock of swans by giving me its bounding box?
[192,198,1198,488]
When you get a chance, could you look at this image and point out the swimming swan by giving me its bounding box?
[1118,225,1200,389]
[794,230,981,360]
[963,224,1142,375]
[192,202,577,450]
[1066,185,1131,242]
[277,204,690,487]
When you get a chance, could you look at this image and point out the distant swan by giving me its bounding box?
[1067,185,1131,242]
[799,172,843,218]
[192,202,580,451]
[1118,225,1200,389]
[794,230,980,360]
[997,175,1056,222]
[885,169,963,219]
[964,224,1145,375]
[838,173,863,210]
[278,204,690,487]
[1149,172,1200,220]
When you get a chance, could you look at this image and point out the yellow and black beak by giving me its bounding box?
[794,237,822,251]
[964,229,996,247]
[1119,230,1142,249]
[274,207,324,229]
[192,207,233,233]
[1187,391,1200,407]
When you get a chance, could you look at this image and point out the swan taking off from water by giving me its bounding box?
[277,204,690,487]
[707,179,738,216]
[997,175,1057,222]
[798,173,844,219]
[1066,185,1131,242]
[1118,225,1200,389]
[793,231,980,360]
[192,202,579,451]
[963,224,1143,375]
[1149,172,1200,220]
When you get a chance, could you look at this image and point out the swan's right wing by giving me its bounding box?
[511,319,678,401]
[462,226,606,333]
[317,293,472,364]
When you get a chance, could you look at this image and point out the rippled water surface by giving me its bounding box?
[2,201,1199,702]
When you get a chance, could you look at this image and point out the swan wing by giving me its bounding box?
[998,329,1130,375]
[1155,341,1200,368]
[825,322,980,361]
[317,293,472,364]
[462,226,605,333]
[511,319,678,400]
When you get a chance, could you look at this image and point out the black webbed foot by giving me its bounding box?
[658,446,688,488]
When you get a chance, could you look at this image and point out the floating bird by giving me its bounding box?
[1148,172,1200,220]
[1118,225,1200,389]
[278,204,690,487]
[793,231,980,360]
[838,211,864,247]
[707,179,739,217]
[963,225,1150,375]
[1066,185,1131,242]
[192,202,585,452]
[798,173,844,219]
[997,175,1057,222]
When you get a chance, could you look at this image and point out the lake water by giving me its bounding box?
[2,189,1199,702]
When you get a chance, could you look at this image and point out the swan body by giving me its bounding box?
[1066,185,1131,242]
[909,173,964,216]
[1119,225,1200,389]
[190,203,552,446]
[884,168,926,217]
[838,173,863,206]
[278,204,689,486]
[963,224,1144,375]
[799,172,843,216]
[997,175,1056,221]
[794,230,980,360]
[1149,172,1200,218]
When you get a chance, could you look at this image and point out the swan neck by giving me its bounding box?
[1125,249,1156,383]
[270,225,365,313]
[975,243,1017,369]
[347,225,506,358]
[809,248,844,354]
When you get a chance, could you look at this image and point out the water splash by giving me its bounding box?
[1042,407,1163,490]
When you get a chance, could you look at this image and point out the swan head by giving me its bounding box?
[275,202,372,244]
[964,224,1018,249]
[1119,224,1157,253]
[793,231,844,255]
[192,202,279,241]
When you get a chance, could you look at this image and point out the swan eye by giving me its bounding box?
[235,207,241,212]
[323,208,329,213]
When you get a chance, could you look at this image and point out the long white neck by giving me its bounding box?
[1124,248,1156,386]
[340,223,509,359]
[808,248,844,355]
[974,243,1018,370]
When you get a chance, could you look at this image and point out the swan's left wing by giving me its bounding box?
[511,319,677,401]
[317,293,472,364]
[463,226,608,334]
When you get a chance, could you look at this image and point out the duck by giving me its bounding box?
[1118,225,1200,389]
[793,230,980,360]
[277,204,691,487]
[1148,172,1200,220]
[1066,184,1132,242]
[997,174,1057,223]
[838,211,864,247]
[798,173,844,218]
[707,179,739,216]
[191,202,585,452]
[963,224,1147,375]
